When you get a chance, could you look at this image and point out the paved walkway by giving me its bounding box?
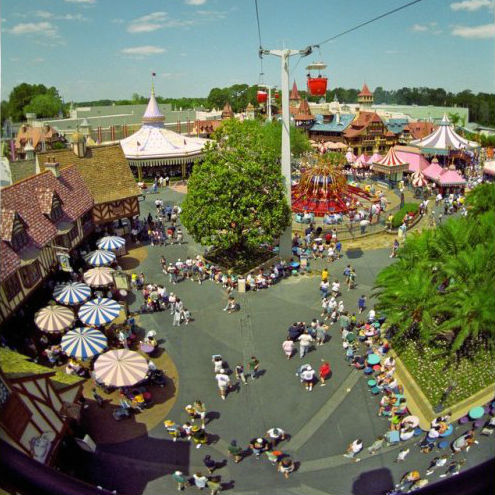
[76,187,494,495]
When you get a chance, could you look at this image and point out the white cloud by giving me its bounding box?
[127,11,195,33]
[196,10,227,20]
[121,45,166,56]
[8,21,59,37]
[450,0,493,11]
[34,10,87,21]
[64,0,96,3]
[185,0,207,4]
[411,23,428,31]
[411,22,442,34]
[451,23,495,38]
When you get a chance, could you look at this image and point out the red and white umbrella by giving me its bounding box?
[94,349,148,387]
[411,171,428,188]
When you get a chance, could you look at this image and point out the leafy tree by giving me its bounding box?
[181,119,291,255]
[448,112,461,127]
[24,93,63,118]
[262,121,311,158]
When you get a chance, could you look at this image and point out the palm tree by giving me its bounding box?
[465,184,495,217]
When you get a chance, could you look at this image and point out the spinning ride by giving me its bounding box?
[292,154,376,216]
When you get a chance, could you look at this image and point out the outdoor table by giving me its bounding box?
[367,379,376,387]
[118,289,128,300]
[290,261,300,269]
[140,343,155,355]
[367,354,380,365]
[469,406,484,419]
[439,424,454,437]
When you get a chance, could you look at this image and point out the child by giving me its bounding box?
[395,447,410,462]
[182,308,191,325]
[358,295,367,314]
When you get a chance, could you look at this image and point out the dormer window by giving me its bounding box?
[10,216,29,251]
[51,195,63,221]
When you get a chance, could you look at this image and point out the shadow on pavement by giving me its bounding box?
[352,467,394,495]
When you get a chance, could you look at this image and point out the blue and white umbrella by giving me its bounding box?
[61,327,108,360]
[78,297,121,326]
[84,249,116,267]
[53,282,91,306]
[97,236,126,251]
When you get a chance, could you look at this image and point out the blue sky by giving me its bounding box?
[2,0,494,102]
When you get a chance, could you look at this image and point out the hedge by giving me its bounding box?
[391,203,420,228]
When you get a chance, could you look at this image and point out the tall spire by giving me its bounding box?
[142,76,165,127]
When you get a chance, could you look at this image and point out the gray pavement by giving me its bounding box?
[84,187,494,495]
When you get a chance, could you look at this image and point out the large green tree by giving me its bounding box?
[262,121,311,158]
[24,93,63,118]
[181,119,291,254]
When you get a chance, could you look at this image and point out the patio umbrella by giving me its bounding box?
[83,267,114,287]
[97,236,126,251]
[53,282,91,306]
[35,305,74,333]
[94,349,148,387]
[78,297,121,326]
[61,327,108,360]
[84,249,116,267]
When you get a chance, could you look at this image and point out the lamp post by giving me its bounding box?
[261,47,311,257]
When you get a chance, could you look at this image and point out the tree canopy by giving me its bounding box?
[181,119,291,255]
[373,184,495,356]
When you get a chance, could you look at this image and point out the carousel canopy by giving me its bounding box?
[411,171,428,188]
[120,88,207,166]
[410,114,480,155]
[372,147,409,175]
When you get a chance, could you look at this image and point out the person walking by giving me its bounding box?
[191,426,208,449]
[343,439,363,462]
[248,356,260,379]
[203,455,217,474]
[173,300,182,327]
[164,420,182,442]
[193,472,208,490]
[227,440,244,463]
[282,338,295,359]
[235,363,248,385]
[298,331,314,359]
[319,360,331,386]
[206,476,222,495]
[367,436,385,455]
[300,365,315,391]
[194,400,206,428]
[278,457,295,479]
[425,455,449,476]
[249,437,269,458]
[215,370,230,400]
[357,295,367,314]
[172,471,188,491]
[395,447,410,463]
[265,427,286,448]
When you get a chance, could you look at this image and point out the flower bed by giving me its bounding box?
[391,202,419,228]
[395,340,495,408]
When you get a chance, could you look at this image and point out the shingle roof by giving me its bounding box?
[15,125,59,150]
[0,166,93,281]
[310,114,355,132]
[344,111,383,138]
[289,81,300,101]
[294,100,314,121]
[38,145,140,205]
[405,122,437,140]
[358,84,372,97]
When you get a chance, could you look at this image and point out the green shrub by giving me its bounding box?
[392,202,419,228]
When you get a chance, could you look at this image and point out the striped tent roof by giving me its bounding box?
[373,147,409,168]
[411,171,428,188]
[410,114,480,155]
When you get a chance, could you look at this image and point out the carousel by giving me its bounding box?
[292,153,377,217]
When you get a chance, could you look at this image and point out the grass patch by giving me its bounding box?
[395,340,495,407]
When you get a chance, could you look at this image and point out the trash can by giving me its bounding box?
[238,277,246,293]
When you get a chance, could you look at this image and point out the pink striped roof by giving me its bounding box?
[366,152,382,164]
[395,150,429,173]
[437,169,466,186]
[423,163,444,180]
[374,147,408,168]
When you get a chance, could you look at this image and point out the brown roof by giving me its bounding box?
[194,120,223,133]
[405,122,437,140]
[38,145,140,205]
[294,99,314,121]
[290,81,300,101]
[344,111,383,138]
[358,83,372,97]
[221,102,234,119]
[15,125,59,150]
[0,167,93,281]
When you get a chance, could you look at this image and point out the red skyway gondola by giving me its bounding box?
[306,62,328,97]
[257,90,268,103]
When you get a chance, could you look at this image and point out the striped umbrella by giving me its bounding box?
[411,171,428,188]
[94,349,148,387]
[53,282,91,306]
[83,267,114,287]
[35,305,74,333]
[61,327,107,360]
[78,297,121,326]
[97,236,126,251]
[84,249,116,267]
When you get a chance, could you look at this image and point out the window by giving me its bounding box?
[3,274,21,301]
[50,195,64,221]
[11,228,29,251]
[68,225,79,242]
[20,261,41,289]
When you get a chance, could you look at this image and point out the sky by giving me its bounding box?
[1,0,494,102]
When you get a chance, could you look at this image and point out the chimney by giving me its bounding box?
[45,156,60,178]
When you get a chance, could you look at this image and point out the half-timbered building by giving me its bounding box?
[37,141,141,226]
[0,348,84,464]
[0,163,93,324]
